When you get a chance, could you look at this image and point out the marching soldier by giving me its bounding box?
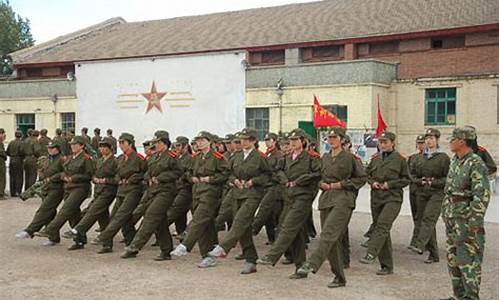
[36,136,94,246]
[359,131,410,275]
[6,131,25,197]
[15,141,65,239]
[23,130,43,190]
[257,128,321,279]
[409,129,450,263]
[441,127,490,300]
[93,133,146,254]
[209,128,271,274]
[106,129,118,155]
[408,135,426,248]
[0,129,6,199]
[170,131,229,268]
[62,137,118,250]
[296,127,367,288]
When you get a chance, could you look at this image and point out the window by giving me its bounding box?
[431,36,465,49]
[16,114,35,137]
[61,112,76,132]
[425,88,456,125]
[302,45,344,62]
[249,50,285,66]
[246,108,269,140]
[324,105,348,123]
[369,41,399,55]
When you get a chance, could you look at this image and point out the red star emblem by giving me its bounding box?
[142,81,166,113]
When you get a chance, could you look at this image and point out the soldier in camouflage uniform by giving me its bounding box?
[440,127,490,300]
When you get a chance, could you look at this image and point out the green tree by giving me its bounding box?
[0,0,34,75]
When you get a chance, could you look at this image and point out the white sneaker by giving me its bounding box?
[198,256,216,268]
[208,245,227,258]
[15,231,31,239]
[170,244,188,257]
[41,240,58,247]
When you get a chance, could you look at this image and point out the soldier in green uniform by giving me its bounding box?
[93,133,146,253]
[408,129,450,263]
[23,130,43,190]
[257,128,321,279]
[36,136,94,246]
[296,127,367,287]
[106,129,118,155]
[440,127,490,300]
[0,128,6,199]
[209,128,271,274]
[359,131,410,275]
[407,135,426,248]
[15,141,65,239]
[91,128,103,158]
[465,125,497,176]
[252,132,284,244]
[6,131,25,197]
[53,128,69,158]
[38,129,52,157]
[62,137,118,250]
[121,132,182,260]
[81,127,91,145]
[170,131,229,268]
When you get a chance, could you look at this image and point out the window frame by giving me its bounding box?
[60,112,76,133]
[425,88,457,126]
[245,107,269,140]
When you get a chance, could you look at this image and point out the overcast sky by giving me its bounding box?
[10,0,318,44]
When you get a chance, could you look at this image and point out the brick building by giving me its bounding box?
[1,0,498,162]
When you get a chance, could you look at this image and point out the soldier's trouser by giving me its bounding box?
[215,189,234,229]
[166,187,192,232]
[444,218,484,300]
[409,189,419,246]
[414,190,443,259]
[183,192,219,257]
[305,211,317,238]
[78,198,111,231]
[9,158,23,196]
[23,158,37,191]
[25,188,64,235]
[45,185,91,242]
[74,189,117,238]
[307,205,353,283]
[130,190,152,225]
[253,186,280,233]
[220,196,261,263]
[266,196,312,268]
[99,188,143,248]
[129,189,176,253]
[367,200,402,271]
[0,159,5,197]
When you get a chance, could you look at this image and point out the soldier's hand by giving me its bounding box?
[244,180,253,188]
[192,177,200,183]
[330,182,342,190]
[372,182,381,189]
[200,176,210,183]
[320,182,331,190]
[381,182,389,190]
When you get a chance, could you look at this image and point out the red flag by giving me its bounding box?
[313,96,346,128]
[375,98,387,137]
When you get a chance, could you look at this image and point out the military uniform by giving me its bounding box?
[442,127,490,300]
[41,136,94,243]
[258,128,321,273]
[23,133,43,191]
[53,129,70,157]
[407,135,425,247]
[361,131,410,273]
[176,131,229,258]
[409,129,450,262]
[0,129,6,198]
[6,133,25,196]
[38,129,52,157]
[97,133,146,251]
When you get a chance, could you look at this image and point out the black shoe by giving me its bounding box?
[289,272,307,279]
[97,246,113,254]
[68,243,84,251]
[327,277,346,288]
[408,245,424,255]
[359,253,376,264]
[154,251,172,261]
[376,267,393,275]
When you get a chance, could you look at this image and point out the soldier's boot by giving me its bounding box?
[198,256,216,268]
[289,272,307,279]
[359,253,376,264]
[240,262,257,275]
[424,255,439,264]
[154,251,172,261]
[327,277,346,288]
[408,245,424,255]
[120,247,139,259]
[97,246,113,254]
[34,230,49,238]
[256,256,274,266]
[68,242,84,251]
[170,244,188,257]
[297,262,315,276]
[376,267,393,276]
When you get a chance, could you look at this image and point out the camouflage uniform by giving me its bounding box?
[442,128,490,300]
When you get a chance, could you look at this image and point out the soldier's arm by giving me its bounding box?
[157,158,182,183]
[386,158,410,189]
[209,156,229,185]
[430,154,450,189]
[366,159,376,185]
[408,155,422,185]
[468,160,491,229]
[226,158,237,185]
[340,157,368,191]
[105,159,119,185]
[482,149,497,176]
[295,157,321,186]
[71,159,94,183]
[250,157,272,187]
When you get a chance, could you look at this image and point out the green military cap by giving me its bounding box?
[449,127,476,141]
[238,128,258,139]
[32,130,40,136]
[222,134,234,143]
[142,140,152,147]
[15,131,22,137]
[264,132,278,141]
[288,128,306,139]
[154,130,169,140]
[70,135,87,145]
[424,128,441,138]
[40,129,48,135]
[98,137,114,148]
[378,131,396,142]
[232,132,241,142]
[327,127,346,138]
[118,132,135,144]
[0,128,4,134]
[343,134,351,144]
[47,141,60,150]
[212,135,223,143]
[175,136,189,145]
[81,127,88,133]
[415,135,425,143]
[55,128,62,135]
[194,131,212,141]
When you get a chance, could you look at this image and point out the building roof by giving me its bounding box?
[11,0,499,65]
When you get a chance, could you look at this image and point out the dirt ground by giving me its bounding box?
[0,196,498,300]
